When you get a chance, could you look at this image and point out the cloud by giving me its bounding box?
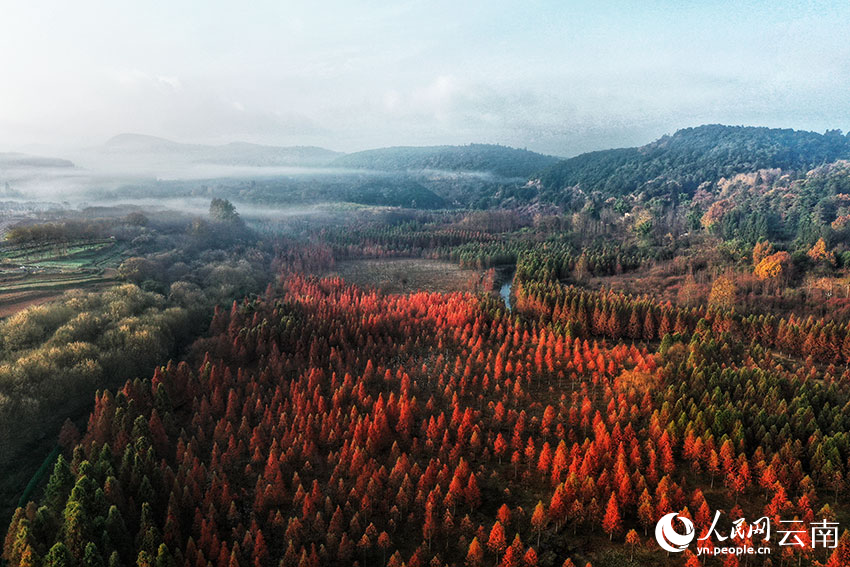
[156,76,182,90]
[412,76,459,112]
[114,69,182,92]
[98,69,330,145]
[1,1,849,155]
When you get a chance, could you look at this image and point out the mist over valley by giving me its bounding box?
[3,3,850,567]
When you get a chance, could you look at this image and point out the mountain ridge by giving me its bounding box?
[0,152,75,169]
[532,124,850,204]
[330,143,561,178]
[98,133,343,167]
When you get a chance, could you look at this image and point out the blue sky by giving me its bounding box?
[1,0,848,156]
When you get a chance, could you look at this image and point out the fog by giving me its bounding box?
[0,158,495,234]
[0,135,524,212]
[83,197,337,221]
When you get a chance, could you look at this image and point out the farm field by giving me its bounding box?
[0,239,124,318]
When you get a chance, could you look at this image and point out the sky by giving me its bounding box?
[1,0,849,157]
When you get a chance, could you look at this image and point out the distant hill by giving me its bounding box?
[346,178,447,209]
[0,152,74,168]
[99,134,342,167]
[330,143,560,178]
[208,142,342,167]
[102,133,185,152]
[534,125,850,203]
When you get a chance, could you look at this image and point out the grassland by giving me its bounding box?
[327,258,488,294]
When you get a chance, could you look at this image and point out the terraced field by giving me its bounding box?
[0,238,124,317]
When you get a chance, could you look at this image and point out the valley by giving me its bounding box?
[2,125,850,566]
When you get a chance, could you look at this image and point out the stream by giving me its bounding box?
[498,268,514,310]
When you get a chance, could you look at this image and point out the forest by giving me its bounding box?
[329,144,559,179]
[2,124,850,566]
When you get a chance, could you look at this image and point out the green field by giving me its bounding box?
[0,238,119,268]
[0,238,125,317]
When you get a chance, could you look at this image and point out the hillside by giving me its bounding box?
[207,142,342,167]
[0,153,74,169]
[94,171,449,209]
[331,143,560,178]
[98,134,342,167]
[533,125,850,204]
